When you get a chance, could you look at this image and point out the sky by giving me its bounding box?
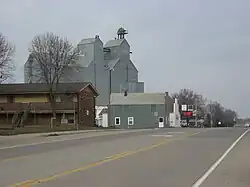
[0,0,249,117]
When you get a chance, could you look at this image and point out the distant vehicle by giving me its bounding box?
[244,123,250,128]
[180,120,188,127]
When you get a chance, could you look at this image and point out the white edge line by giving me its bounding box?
[192,129,249,187]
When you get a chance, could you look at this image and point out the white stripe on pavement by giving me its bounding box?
[167,132,185,134]
[151,135,174,138]
[192,129,249,187]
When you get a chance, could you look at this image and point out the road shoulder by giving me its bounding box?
[201,130,250,187]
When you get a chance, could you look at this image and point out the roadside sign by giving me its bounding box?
[184,111,193,116]
[181,105,187,111]
[193,110,197,116]
[187,105,194,111]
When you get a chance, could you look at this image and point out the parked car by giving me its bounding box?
[244,123,249,128]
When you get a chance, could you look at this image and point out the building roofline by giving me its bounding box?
[0,82,99,96]
[79,82,99,96]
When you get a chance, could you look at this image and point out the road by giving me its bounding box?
[0,128,249,187]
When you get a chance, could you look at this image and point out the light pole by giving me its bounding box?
[195,101,198,127]
[104,65,114,127]
[164,92,168,128]
[194,94,202,128]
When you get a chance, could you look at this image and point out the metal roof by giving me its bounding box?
[107,58,120,69]
[110,93,173,105]
[106,59,138,72]
[104,39,124,48]
[78,38,96,45]
[0,82,98,95]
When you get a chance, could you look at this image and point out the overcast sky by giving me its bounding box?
[0,0,249,117]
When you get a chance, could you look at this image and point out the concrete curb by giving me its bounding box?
[0,129,119,140]
[0,128,158,141]
[44,129,106,136]
[40,128,129,137]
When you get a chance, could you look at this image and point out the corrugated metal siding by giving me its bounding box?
[77,43,94,67]
[110,104,165,129]
[107,58,120,69]
[110,93,166,105]
[78,38,96,45]
[104,39,124,47]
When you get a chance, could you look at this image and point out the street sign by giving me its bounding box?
[181,105,187,111]
[187,105,194,111]
[184,111,193,116]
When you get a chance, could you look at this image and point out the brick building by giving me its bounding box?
[0,82,98,128]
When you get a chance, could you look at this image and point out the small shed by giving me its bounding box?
[109,92,173,129]
[96,106,108,128]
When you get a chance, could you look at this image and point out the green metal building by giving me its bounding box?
[109,92,173,129]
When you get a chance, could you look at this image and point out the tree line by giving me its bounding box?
[0,32,239,126]
[0,32,78,122]
[172,89,237,127]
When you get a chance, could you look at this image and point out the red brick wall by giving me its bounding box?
[0,86,97,127]
[78,86,96,127]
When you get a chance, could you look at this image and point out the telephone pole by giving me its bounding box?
[195,101,198,127]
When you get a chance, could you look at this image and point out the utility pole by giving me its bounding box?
[195,101,198,127]
[126,64,128,82]
[109,69,112,105]
[94,62,97,88]
[164,92,168,127]
[108,67,113,127]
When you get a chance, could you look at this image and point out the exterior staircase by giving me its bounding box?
[12,103,31,128]
[12,112,22,128]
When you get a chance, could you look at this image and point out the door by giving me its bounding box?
[115,117,120,126]
[158,117,164,128]
[127,117,134,128]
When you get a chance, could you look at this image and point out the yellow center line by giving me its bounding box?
[1,132,123,164]
[9,131,203,187]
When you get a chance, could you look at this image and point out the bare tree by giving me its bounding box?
[29,32,78,120]
[208,102,237,127]
[172,88,238,127]
[0,33,15,83]
[172,89,206,127]
[172,88,205,108]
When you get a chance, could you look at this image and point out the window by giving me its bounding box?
[7,96,14,103]
[0,96,7,103]
[187,105,193,111]
[159,117,164,123]
[151,104,156,112]
[72,96,78,102]
[128,117,134,126]
[115,117,120,126]
[55,96,61,102]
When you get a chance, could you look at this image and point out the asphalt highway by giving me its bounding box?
[0,128,249,187]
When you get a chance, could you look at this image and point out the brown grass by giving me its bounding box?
[0,125,102,136]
